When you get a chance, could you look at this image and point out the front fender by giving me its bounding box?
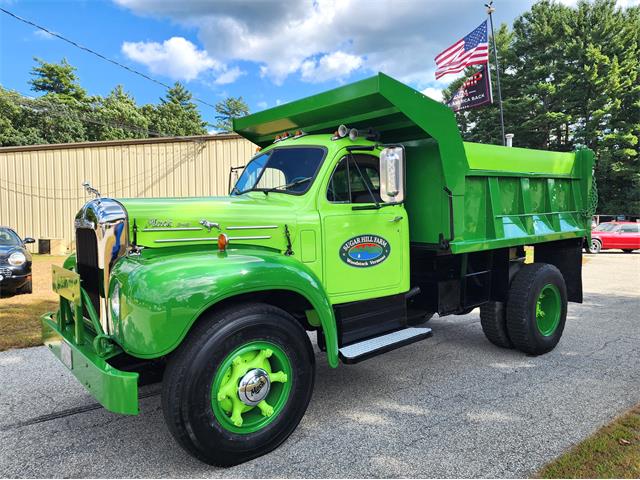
[111,246,338,367]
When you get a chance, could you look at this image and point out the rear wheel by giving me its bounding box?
[480,301,512,348]
[588,239,602,254]
[162,303,315,466]
[506,263,567,355]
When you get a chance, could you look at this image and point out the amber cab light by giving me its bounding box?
[218,233,228,252]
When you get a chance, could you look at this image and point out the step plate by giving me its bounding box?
[339,327,433,364]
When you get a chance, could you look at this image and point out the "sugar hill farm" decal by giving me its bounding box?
[339,235,391,268]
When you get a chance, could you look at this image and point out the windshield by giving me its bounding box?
[0,228,21,246]
[232,147,325,195]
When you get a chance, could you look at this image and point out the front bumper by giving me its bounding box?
[42,265,139,415]
[0,273,30,291]
[41,312,139,415]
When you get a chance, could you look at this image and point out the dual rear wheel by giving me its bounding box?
[480,263,567,355]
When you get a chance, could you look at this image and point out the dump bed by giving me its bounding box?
[234,73,594,254]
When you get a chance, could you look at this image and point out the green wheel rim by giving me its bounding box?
[535,284,561,336]
[211,341,292,434]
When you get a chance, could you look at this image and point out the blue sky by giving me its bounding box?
[1,0,637,130]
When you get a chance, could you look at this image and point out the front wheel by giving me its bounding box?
[506,263,568,355]
[162,303,315,466]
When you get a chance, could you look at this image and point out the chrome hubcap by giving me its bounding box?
[238,368,271,406]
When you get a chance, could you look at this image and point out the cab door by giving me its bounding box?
[319,151,408,301]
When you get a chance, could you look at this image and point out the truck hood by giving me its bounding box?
[119,193,301,250]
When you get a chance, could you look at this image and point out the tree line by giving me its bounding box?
[444,0,639,214]
[0,58,249,146]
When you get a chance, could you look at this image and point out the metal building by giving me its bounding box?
[0,134,255,253]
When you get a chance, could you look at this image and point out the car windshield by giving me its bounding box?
[232,147,325,195]
[594,222,617,231]
[0,228,21,246]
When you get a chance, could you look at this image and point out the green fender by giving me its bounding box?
[110,245,339,367]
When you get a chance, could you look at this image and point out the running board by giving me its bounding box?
[339,327,433,364]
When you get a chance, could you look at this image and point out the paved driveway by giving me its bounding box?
[1,254,638,478]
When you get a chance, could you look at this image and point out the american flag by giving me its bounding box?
[435,21,489,80]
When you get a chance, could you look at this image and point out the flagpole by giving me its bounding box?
[485,1,506,145]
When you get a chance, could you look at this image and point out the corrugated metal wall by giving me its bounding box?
[0,134,255,252]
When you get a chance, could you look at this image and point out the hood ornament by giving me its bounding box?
[200,219,221,232]
[82,181,101,199]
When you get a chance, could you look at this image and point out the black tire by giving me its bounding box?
[162,303,315,466]
[622,249,635,253]
[17,279,32,294]
[506,263,567,355]
[480,301,512,348]
[588,238,602,254]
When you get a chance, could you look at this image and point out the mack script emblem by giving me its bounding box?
[339,234,391,268]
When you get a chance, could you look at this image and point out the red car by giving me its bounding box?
[589,221,640,253]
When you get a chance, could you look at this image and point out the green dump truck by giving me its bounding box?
[42,73,594,466]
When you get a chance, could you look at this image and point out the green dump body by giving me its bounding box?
[234,73,594,254]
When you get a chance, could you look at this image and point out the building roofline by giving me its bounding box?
[0,133,243,153]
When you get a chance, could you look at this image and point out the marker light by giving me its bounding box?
[349,128,358,141]
[218,233,228,252]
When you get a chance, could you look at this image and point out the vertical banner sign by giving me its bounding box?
[446,64,493,112]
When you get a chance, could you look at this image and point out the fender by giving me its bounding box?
[110,245,339,367]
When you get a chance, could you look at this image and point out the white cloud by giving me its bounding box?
[421,87,444,103]
[256,101,268,110]
[115,0,640,86]
[33,29,55,40]
[214,67,245,85]
[121,36,221,81]
[300,51,364,83]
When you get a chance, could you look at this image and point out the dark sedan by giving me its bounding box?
[0,227,35,295]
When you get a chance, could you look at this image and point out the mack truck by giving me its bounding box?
[42,73,594,466]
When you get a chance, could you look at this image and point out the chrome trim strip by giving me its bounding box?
[142,227,202,232]
[228,235,271,240]
[226,225,278,230]
[154,237,217,243]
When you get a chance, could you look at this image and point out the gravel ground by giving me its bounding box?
[0,253,638,478]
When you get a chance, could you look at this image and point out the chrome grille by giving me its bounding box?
[0,267,11,277]
[75,228,101,318]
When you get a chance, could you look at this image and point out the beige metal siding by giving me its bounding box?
[0,135,255,253]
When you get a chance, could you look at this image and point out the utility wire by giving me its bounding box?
[0,7,218,110]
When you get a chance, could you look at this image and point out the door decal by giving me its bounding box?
[339,234,391,268]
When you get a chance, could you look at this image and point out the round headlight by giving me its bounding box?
[8,251,26,266]
[110,282,120,318]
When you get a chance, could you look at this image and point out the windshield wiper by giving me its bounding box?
[262,176,312,195]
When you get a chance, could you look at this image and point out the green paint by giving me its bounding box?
[41,311,139,415]
[536,284,562,336]
[212,341,291,434]
[41,72,594,419]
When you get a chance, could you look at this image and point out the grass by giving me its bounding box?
[537,404,640,478]
[0,255,64,351]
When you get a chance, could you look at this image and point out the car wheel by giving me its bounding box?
[162,302,315,466]
[588,239,602,254]
[506,263,568,355]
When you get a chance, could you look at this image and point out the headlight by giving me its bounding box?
[110,282,121,318]
[8,251,26,266]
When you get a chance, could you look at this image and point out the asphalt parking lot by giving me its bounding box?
[0,253,638,478]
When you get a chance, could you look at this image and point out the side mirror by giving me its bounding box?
[380,146,405,203]
[23,237,36,244]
